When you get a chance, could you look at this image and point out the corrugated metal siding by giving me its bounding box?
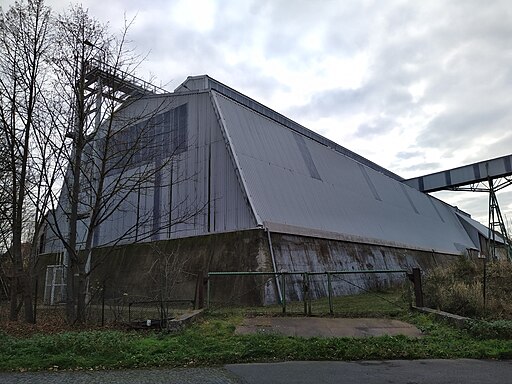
[44,91,257,253]
[179,75,402,180]
[214,92,477,254]
[44,81,483,256]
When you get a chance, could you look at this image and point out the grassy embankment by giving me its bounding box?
[1,291,512,371]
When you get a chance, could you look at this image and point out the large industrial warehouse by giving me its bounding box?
[40,74,497,305]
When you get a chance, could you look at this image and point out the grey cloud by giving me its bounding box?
[289,80,416,122]
[417,105,510,150]
[400,162,442,173]
[433,191,489,222]
[356,116,395,137]
[396,151,422,160]
[87,0,512,223]
[460,133,512,165]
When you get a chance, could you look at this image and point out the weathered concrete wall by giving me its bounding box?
[37,229,459,307]
[268,232,458,304]
[37,229,273,306]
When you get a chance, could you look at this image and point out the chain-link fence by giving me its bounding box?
[83,281,197,326]
[207,270,414,316]
[23,278,197,327]
[3,267,419,326]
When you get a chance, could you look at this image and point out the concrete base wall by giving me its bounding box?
[37,229,459,307]
[37,229,273,306]
[269,232,457,304]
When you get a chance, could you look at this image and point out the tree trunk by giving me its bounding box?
[76,263,87,324]
[22,273,34,324]
[66,262,75,323]
[9,276,18,321]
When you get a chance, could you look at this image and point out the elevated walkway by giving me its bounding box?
[404,154,512,259]
[403,154,512,193]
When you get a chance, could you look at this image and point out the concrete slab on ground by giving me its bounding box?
[235,317,423,338]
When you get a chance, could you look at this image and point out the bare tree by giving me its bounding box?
[0,0,51,323]
[42,5,205,324]
[0,124,11,253]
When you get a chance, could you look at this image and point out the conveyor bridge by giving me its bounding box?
[404,154,512,260]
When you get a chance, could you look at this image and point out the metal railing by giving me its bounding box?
[207,269,409,315]
[128,299,195,326]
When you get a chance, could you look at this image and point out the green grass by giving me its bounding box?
[2,312,512,371]
[208,288,410,318]
[2,290,512,371]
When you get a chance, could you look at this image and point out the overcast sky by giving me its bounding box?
[5,0,512,225]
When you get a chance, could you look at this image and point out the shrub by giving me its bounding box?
[464,319,512,339]
[423,256,512,319]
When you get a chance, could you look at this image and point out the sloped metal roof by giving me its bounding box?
[456,211,505,244]
[177,75,402,181]
[212,91,477,254]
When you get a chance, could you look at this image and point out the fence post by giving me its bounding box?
[206,275,211,309]
[101,281,105,326]
[281,273,286,314]
[408,268,424,307]
[308,273,312,316]
[327,272,333,315]
[194,271,205,309]
[303,273,311,316]
[33,279,38,324]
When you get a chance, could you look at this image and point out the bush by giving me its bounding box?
[423,256,512,319]
[464,319,512,339]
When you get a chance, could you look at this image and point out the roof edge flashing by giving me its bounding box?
[175,75,403,181]
[263,222,470,256]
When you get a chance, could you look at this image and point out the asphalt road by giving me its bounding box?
[2,359,512,384]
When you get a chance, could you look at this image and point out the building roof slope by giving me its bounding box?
[210,89,477,255]
[178,75,402,180]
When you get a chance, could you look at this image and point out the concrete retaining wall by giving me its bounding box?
[37,229,458,306]
[268,232,456,304]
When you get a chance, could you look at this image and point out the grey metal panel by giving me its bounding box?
[405,154,512,192]
[174,75,208,93]
[45,77,487,256]
[45,91,257,252]
[456,211,505,244]
[214,93,476,254]
[177,75,403,181]
[210,91,262,226]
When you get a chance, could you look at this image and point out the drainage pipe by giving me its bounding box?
[266,229,283,304]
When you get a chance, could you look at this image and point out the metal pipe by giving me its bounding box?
[208,271,286,276]
[207,269,407,276]
[325,269,407,275]
[266,229,283,304]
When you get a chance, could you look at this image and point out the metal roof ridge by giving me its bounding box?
[176,74,403,181]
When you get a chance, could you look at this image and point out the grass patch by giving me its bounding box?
[464,319,512,340]
[2,290,512,371]
[208,288,410,319]
[2,311,512,371]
